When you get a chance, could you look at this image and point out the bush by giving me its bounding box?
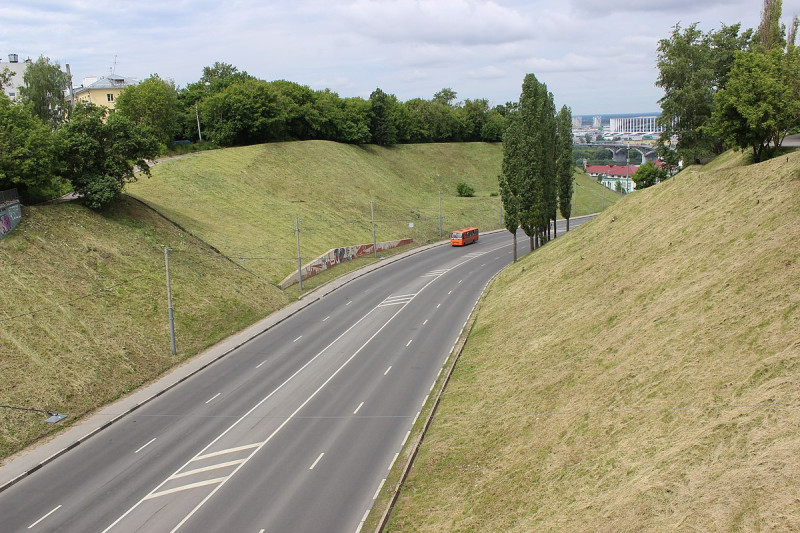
[456,182,475,197]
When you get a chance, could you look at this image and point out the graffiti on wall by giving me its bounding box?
[280,238,413,289]
[0,201,21,239]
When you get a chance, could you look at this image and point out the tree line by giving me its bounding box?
[499,73,574,261]
[656,0,800,166]
[0,59,509,208]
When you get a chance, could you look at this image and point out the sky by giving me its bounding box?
[2,0,799,115]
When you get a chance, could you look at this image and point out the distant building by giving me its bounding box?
[585,164,638,193]
[73,74,137,112]
[572,117,583,129]
[609,115,662,135]
[0,53,32,101]
[593,116,602,128]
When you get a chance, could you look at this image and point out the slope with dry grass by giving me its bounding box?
[0,140,617,463]
[127,141,615,284]
[387,151,800,531]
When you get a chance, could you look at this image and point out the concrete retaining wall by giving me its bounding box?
[280,238,413,289]
[0,200,21,240]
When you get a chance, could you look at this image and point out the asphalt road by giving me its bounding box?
[0,220,588,533]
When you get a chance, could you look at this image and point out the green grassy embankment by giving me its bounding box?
[1,141,616,462]
[127,141,614,284]
[386,150,800,531]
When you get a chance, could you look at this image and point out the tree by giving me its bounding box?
[713,46,800,162]
[0,94,64,202]
[501,74,556,252]
[19,56,69,129]
[656,23,750,165]
[556,105,574,232]
[115,74,180,149]
[57,103,159,209]
[368,88,397,145]
[0,67,12,91]
[757,0,785,50]
[433,88,457,106]
[632,161,666,189]
[498,170,520,262]
[199,78,288,146]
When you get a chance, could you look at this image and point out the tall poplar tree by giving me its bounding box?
[500,73,556,252]
[556,105,574,233]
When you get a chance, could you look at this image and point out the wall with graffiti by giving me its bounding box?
[0,200,22,240]
[279,238,413,289]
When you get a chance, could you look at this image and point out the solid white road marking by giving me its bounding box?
[28,505,61,529]
[171,459,246,480]
[309,453,325,470]
[145,478,228,500]
[354,402,364,415]
[205,393,221,404]
[373,478,386,500]
[134,438,156,454]
[389,452,399,471]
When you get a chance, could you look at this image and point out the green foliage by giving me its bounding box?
[713,47,800,162]
[757,0,785,49]
[115,74,180,150]
[56,103,160,209]
[632,161,667,189]
[656,23,751,165]
[456,182,475,197]
[0,94,65,202]
[556,105,574,221]
[369,88,398,145]
[502,73,556,246]
[19,56,69,129]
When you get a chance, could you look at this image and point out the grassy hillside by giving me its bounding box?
[127,141,615,284]
[0,198,288,459]
[1,141,615,461]
[387,151,800,531]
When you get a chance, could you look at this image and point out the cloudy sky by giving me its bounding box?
[2,0,799,115]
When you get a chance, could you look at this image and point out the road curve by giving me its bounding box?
[0,219,590,533]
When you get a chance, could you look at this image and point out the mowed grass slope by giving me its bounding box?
[0,198,288,459]
[0,140,615,461]
[387,151,800,531]
[128,141,614,284]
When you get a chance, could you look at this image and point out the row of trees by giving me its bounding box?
[499,74,574,260]
[657,0,800,164]
[0,59,511,207]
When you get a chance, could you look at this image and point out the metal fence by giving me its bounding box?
[0,188,19,205]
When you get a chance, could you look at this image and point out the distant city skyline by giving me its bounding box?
[2,1,799,115]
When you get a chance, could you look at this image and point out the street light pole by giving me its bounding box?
[295,218,303,291]
[164,247,177,355]
[371,200,377,258]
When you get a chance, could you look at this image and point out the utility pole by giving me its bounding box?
[195,104,202,142]
[438,191,443,239]
[164,247,176,355]
[371,200,377,258]
[295,218,303,291]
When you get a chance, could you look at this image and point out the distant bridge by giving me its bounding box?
[580,143,658,164]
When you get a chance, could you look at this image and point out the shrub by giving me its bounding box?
[457,182,475,197]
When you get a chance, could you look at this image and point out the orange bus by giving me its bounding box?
[450,227,479,246]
